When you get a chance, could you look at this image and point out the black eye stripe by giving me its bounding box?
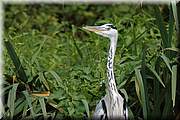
[106,24,117,29]
[111,26,117,29]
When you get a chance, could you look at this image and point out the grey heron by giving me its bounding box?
[83,24,128,120]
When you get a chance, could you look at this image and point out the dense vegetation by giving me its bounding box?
[2,4,178,119]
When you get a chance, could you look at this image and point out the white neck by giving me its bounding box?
[107,35,118,96]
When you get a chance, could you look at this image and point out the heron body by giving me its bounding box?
[83,24,128,120]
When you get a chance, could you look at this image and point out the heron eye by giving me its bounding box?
[106,27,111,30]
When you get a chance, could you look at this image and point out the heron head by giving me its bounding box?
[83,23,118,39]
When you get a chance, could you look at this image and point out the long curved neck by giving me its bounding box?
[107,36,118,95]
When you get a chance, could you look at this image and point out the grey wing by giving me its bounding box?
[93,95,109,120]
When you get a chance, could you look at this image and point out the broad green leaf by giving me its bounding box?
[4,41,28,83]
[135,67,147,119]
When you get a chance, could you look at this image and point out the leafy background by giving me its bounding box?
[2,4,178,119]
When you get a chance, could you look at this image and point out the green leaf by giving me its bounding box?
[172,65,177,107]
[48,71,62,87]
[160,54,172,73]
[146,64,165,87]
[171,0,179,32]
[128,107,134,120]
[164,47,180,52]
[14,97,26,116]
[67,106,75,116]
[31,38,46,63]
[135,67,147,119]
[22,104,28,117]
[154,6,169,48]
[167,6,173,48]
[81,99,90,118]
[134,71,142,105]
[39,98,47,120]
[4,40,28,83]
[23,91,35,118]
[39,72,50,91]
[162,95,172,119]
[7,83,19,119]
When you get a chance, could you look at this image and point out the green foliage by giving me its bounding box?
[3,4,177,119]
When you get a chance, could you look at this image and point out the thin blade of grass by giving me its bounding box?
[39,98,47,120]
[7,83,19,119]
[172,65,177,107]
[4,40,28,83]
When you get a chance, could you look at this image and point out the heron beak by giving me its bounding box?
[82,26,105,33]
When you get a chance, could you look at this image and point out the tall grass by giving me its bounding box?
[132,4,178,119]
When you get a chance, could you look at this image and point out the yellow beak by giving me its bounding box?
[82,26,106,33]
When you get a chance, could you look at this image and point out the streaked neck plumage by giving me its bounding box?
[107,35,118,97]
